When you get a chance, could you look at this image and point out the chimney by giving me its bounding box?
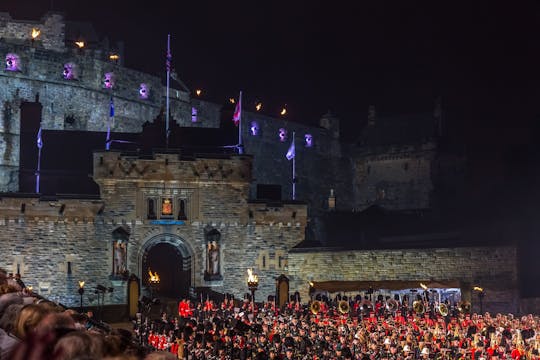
[328,189,336,211]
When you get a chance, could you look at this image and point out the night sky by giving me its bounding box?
[2,2,540,210]
[2,2,538,136]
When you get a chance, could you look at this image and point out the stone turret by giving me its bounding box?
[319,111,340,139]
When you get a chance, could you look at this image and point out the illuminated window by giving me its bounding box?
[104,72,114,89]
[161,198,173,217]
[139,83,149,99]
[191,107,198,122]
[5,53,20,72]
[278,128,287,142]
[304,134,313,147]
[63,63,77,80]
[250,121,259,136]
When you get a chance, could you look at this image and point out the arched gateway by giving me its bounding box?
[138,234,193,299]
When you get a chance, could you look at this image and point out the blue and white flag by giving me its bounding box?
[36,127,43,149]
[285,137,295,160]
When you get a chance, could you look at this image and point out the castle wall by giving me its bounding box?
[243,112,354,213]
[353,143,436,211]
[0,12,66,52]
[288,246,519,314]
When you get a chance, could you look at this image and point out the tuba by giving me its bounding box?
[438,303,449,317]
[338,300,350,314]
[458,301,471,314]
[386,299,399,313]
[413,300,425,314]
[310,301,321,315]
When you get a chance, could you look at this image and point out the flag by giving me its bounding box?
[232,91,242,126]
[166,34,172,73]
[36,127,43,149]
[286,137,295,160]
[109,96,114,117]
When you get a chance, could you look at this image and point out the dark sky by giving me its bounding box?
[2,1,538,141]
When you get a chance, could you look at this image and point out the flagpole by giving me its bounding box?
[292,131,296,200]
[106,96,113,151]
[166,34,171,148]
[36,128,42,193]
[238,91,243,154]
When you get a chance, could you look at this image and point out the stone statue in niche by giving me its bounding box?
[113,239,127,276]
[204,228,222,281]
[110,226,130,280]
[207,241,219,274]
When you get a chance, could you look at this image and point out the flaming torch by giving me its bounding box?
[78,281,85,312]
[247,268,259,307]
[31,28,41,41]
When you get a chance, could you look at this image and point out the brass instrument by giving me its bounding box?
[386,299,399,313]
[310,300,321,315]
[360,299,373,312]
[458,301,471,314]
[438,303,449,317]
[413,300,425,314]
[338,300,350,314]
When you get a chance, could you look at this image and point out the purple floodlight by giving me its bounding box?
[5,53,20,71]
[305,134,313,147]
[279,128,287,142]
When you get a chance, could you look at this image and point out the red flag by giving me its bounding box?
[232,91,242,126]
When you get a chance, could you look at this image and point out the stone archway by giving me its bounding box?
[139,234,193,300]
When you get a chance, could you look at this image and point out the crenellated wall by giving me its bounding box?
[287,246,520,314]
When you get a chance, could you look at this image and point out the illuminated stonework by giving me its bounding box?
[5,53,20,71]
[63,63,77,80]
[104,72,115,89]
[279,128,287,142]
[139,83,149,99]
[250,121,259,136]
[304,133,313,147]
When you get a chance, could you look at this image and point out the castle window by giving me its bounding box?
[104,72,114,89]
[139,83,149,99]
[278,128,287,142]
[304,134,313,147]
[191,107,198,122]
[147,198,157,220]
[63,63,77,80]
[403,162,409,171]
[67,262,72,275]
[250,121,259,136]
[5,53,20,72]
[177,199,187,220]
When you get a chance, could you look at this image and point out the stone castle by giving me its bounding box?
[0,12,534,316]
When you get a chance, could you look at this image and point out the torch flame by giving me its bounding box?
[229,98,235,104]
[148,269,160,283]
[26,285,33,292]
[280,107,287,116]
[247,268,258,283]
[420,283,428,290]
[256,102,262,111]
[473,286,484,292]
[309,281,314,287]
[109,54,120,61]
[78,281,85,288]
[195,89,202,96]
[75,41,85,48]
[31,28,41,40]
